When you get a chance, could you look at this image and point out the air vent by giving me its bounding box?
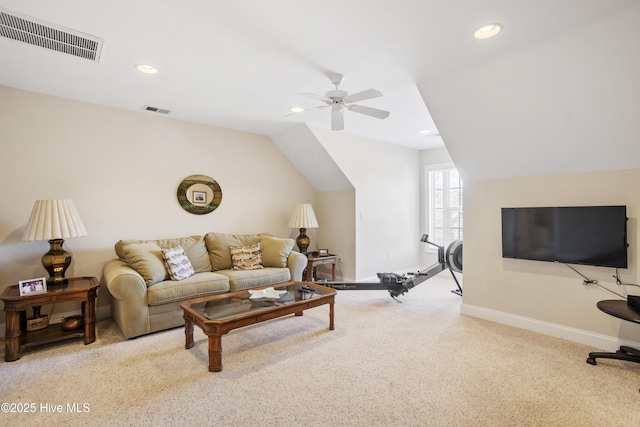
[144,106,171,115]
[0,8,103,61]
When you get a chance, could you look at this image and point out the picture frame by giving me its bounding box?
[192,191,207,204]
[318,249,329,256]
[19,277,47,296]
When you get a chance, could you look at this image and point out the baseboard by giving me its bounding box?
[0,305,111,339]
[461,303,640,352]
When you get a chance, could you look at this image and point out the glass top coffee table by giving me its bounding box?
[180,281,336,372]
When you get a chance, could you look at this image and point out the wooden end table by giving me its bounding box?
[0,276,100,362]
[304,254,337,281]
[181,281,336,372]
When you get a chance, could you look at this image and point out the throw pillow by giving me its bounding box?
[155,236,211,273]
[116,236,211,273]
[121,242,167,286]
[205,233,267,270]
[230,243,263,270]
[161,245,195,281]
[261,236,295,268]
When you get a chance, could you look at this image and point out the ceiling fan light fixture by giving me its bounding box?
[294,73,389,130]
[474,23,503,39]
[135,64,159,74]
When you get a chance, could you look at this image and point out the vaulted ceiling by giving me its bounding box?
[2,0,639,180]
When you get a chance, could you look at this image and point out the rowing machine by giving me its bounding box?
[318,234,463,302]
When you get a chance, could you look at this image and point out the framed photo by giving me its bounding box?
[318,249,329,256]
[19,277,47,296]
[192,191,207,204]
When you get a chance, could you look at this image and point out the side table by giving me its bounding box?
[304,254,337,281]
[586,299,640,366]
[0,276,100,362]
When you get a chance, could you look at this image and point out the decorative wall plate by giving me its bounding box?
[177,174,222,214]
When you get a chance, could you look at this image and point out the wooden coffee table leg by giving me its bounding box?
[208,334,223,372]
[184,318,194,349]
[329,302,334,330]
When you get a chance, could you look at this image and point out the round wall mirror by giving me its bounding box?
[177,174,222,215]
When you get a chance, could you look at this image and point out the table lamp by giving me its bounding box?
[287,203,318,254]
[22,199,88,287]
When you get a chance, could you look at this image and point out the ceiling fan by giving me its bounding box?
[294,73,390,131]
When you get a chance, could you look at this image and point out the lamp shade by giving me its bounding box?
[23,199,88,241]
[287,203,318,229]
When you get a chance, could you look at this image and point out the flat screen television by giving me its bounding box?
[501,206,628,268]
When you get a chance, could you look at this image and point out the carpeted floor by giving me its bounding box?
[1,274,639,426]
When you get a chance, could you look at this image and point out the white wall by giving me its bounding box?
[463,170,640,350]
[309,126,421,280]
[0,86,316,321]
[275,123,425,282]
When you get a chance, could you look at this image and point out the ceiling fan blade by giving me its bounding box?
[343,88,382,103]
[298,92,331,102]
[331,105,344,131]
[348,104,390,120]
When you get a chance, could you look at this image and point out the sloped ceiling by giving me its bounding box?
[419,6,640,181]
[1,0,639,177]
[270,124,353,192]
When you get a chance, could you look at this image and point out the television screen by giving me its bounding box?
[501,206,627,268]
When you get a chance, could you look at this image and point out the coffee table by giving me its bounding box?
[180,281,336,372]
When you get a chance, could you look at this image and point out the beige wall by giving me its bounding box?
[315,190,355,281]
[463,169,640,350]
[309,126,422,279]
[0,86,316,322]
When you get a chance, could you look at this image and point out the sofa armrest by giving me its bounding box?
[102,259,150,338]
[103,259,147,301]
[287,251,308,281]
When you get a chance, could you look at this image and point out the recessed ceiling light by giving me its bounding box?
[419,130,432,135]
[289,107,304,113]
[135,64,158,74]
[474,23,503,39]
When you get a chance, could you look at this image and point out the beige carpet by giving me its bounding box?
[1,275,639,426]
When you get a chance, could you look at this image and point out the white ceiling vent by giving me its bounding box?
[143,106,171,114]
[0,8,103,61]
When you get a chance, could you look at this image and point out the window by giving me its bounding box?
[426,165,463,248]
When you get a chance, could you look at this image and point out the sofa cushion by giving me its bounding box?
[146,272,230,306]
[205,233,269,270]
[230,243,263,270]
[161,246,195,280]
[121,242,168,286]
[216,268,291,292]
[261,236,296,268]
[115,235,211,273]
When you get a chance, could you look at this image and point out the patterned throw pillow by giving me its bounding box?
[230,243,263,270]
[161,245,195,281]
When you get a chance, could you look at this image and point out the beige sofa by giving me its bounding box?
[102,232,307,339]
